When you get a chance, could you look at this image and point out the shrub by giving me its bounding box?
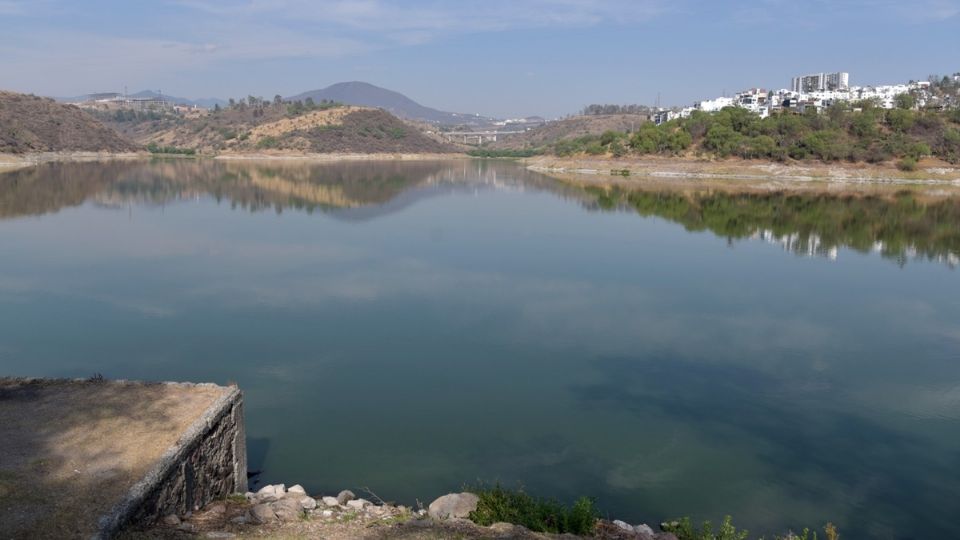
[466,484,598,535]
[256,136,279,149]
[897,157,918,171]
[661,516,748,540]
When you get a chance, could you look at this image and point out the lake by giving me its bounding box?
[1,159,958,538]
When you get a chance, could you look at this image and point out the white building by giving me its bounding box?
[791,72,850,93]
[696,96,735,112]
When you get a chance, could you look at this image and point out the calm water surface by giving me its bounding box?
[1,160,959,538]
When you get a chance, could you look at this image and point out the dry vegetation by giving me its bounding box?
[490,114,648,151]
[0,92,138,153]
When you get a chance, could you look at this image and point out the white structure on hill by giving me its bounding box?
[791,72,850,93]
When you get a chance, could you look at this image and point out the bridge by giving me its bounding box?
[439,130,527,145]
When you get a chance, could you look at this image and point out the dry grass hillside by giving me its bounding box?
[105,104,458,155]
[0,91,138,153]
[490,114,648,150]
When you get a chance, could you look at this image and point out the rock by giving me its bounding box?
[204,533,236,539]
[346,498,371,510]
[322,496,340,507]
[300,496,317,510]
[636,523,656,536]
[288,484,307,495]
[336,489,356,505]
[229,515,249,525]
[177,522,196,532]
[244,492,255,501]
[321,510,334,518]
[428,492,479,520]
[161,514,180,527]
[249,503,277,524]
[614,520,635,532]
[272,497,304,522]
[256,484,284,501]
[489,522,516,533]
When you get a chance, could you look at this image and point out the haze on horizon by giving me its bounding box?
[1,0,958,118]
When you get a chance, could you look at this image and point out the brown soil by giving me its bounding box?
[127,498,656,540]
[0,92,139,153]
[107,106,458,155]
[0,378,228,539]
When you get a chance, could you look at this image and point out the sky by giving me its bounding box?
[1,0,958,118]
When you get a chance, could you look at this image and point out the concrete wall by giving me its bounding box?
[97,385,247,538]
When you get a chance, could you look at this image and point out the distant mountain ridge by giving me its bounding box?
[287,82,494,126]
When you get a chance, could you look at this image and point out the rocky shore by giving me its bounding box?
[137,483,677,540]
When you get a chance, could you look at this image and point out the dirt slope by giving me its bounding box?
[112,105,457,155]
[0,91,139,153]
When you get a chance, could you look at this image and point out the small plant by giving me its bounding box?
[466,484,598,535]
[662,515,748,540]
[897,156,917,171]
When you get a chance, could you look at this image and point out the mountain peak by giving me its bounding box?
[286,82,491,126]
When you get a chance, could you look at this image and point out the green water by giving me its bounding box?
[1,160,959,538]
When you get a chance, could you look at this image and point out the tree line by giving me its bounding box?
[550,102,960,167]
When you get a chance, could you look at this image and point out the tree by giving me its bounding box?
[274,94,283,110]
[895,93,916,110]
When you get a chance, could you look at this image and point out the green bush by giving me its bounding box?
[897,156,918,171]
[466,484,598,535]
[661,516,748,540]
[145,143,196,155]
[256,136,279,149]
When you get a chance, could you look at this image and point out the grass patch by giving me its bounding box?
[466,484,598,535]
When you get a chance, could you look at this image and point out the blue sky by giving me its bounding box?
[1,0,958,117]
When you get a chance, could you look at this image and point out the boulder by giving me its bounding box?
[346,498,371,510]
[321,510,334,518]
[271,498,303,522]
[321,496,340,507]
[300,496,318,510]
[636,523,655,536]
[161,514,180,527]
[337,489,356,505]
[428,492,479,520]
[288,484,307,495]
[249,503,277,524]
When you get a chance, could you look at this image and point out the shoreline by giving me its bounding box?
[5,151,960,194]
[521,155,960,191]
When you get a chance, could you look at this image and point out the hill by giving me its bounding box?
[287,82,494,126]
[0,91,138,154]
[106,101,458,155]
[488,114,649,151]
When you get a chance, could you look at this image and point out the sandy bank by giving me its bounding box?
[523,155,960,189]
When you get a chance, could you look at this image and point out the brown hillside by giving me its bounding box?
[490,114,648,150]
[108,105,458,155]
[0,91,138,153]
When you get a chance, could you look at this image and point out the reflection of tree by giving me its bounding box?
[585,186,960,267]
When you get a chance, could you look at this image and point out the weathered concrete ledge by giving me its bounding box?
[96,383,247,538]
[0,377,246,539]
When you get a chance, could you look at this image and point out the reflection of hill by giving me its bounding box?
[4,160,957,266]
[0,159,578,220]
[585,186,960,267]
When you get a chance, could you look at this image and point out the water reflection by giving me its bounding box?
[2,160,959,268]
[584,186,960,268]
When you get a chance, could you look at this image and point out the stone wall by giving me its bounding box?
[96,385,247,538]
